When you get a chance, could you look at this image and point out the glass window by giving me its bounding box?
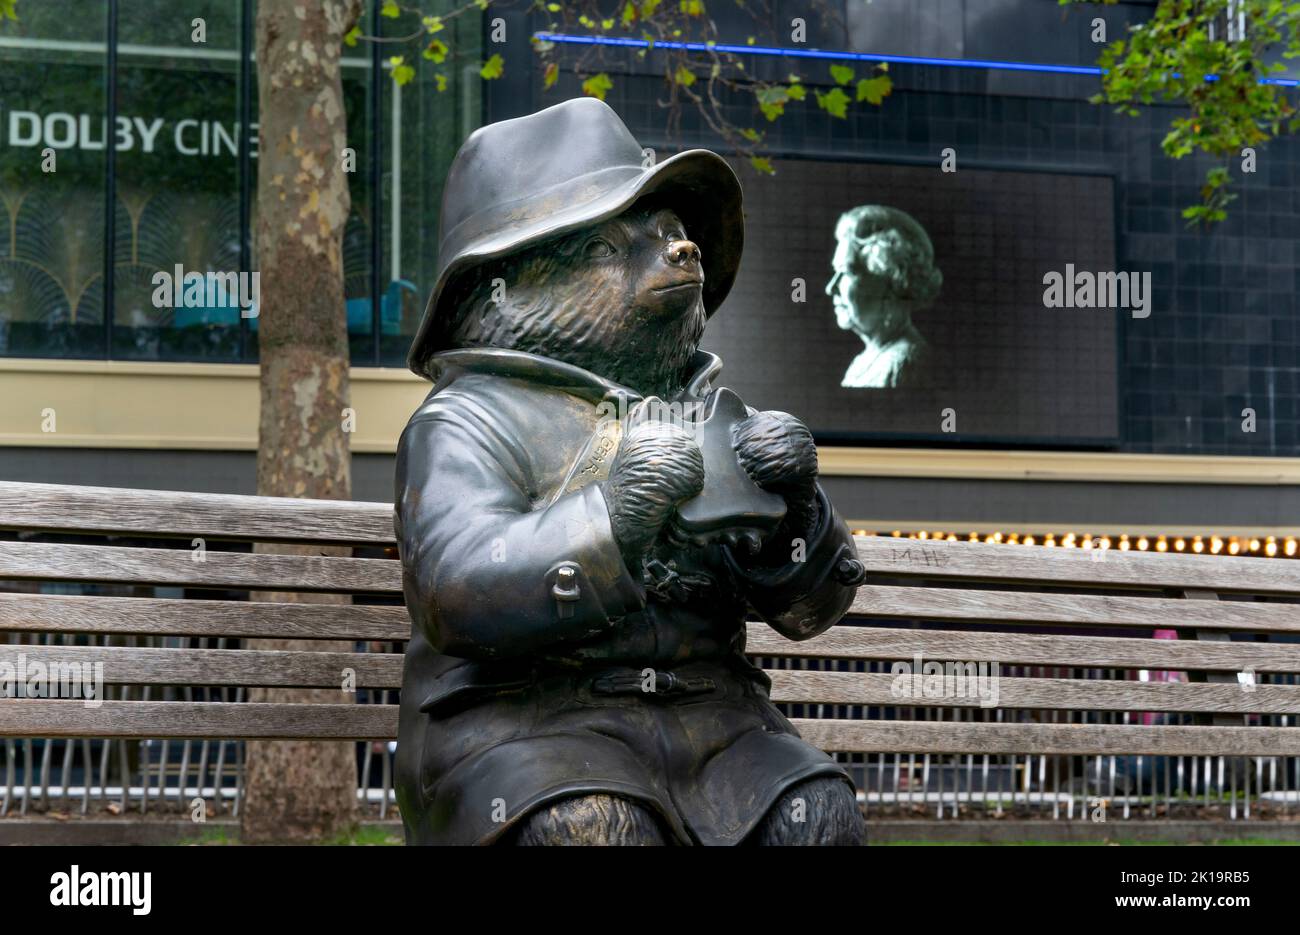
[0,2,109,358]
[113,0,244,361]
[0,0,479,367]
[376,2,482,367]
[340,11,378,366]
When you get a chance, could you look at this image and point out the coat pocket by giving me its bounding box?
[418,660,533,717]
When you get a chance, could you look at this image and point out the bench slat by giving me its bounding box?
[0,481,395,545]
[0,542,402,593]
[768,670,1300,714]
[746,624,1300,673]
[7,644,1289,710]
[0,593,411,640]
[849,585,1300,634]
[791,718,1300,756]
[856,536,1300,594]
[0,645,403,689]
[0,699,398,739]
[10,703,1294,755]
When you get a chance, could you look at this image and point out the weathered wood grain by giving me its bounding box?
[5,483,1300,757]
[0,699,398,739]
[1181,588,1239,727]
[0,645,403,689]
[848,584,1300,633]
[0,593,411,640]
[746,623,1300,673]
[0,542,402,593]
[0,481,395,544]
[856,535,1300,594]
[791,718,1300,756]
[6,700,1294,753]
[767,669,1300,714]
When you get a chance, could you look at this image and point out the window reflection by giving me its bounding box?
[0,1,108,358]
[0,1,477,368]
[114,1,243,361]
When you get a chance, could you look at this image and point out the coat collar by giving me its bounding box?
[427,347,723,405]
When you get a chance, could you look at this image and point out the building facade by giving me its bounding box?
[2,0,1299,554]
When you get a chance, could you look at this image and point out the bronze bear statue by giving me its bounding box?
[395,98,866,845]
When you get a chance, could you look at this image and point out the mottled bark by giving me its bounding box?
[244,0,363,844]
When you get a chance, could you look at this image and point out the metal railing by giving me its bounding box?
[761,654,1300,823]
[3,604,1297,828]
[0,628,402,823]
[5,653,1297,825]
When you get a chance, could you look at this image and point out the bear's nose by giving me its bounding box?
[665,239,701,266]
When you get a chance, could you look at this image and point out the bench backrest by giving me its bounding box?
[0,481,404,742]
[2,481,1299,761]
[758,537,1300,759]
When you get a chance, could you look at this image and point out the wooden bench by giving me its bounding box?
[2,481,1299,821]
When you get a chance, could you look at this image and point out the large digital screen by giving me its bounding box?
[701,158,1119,444]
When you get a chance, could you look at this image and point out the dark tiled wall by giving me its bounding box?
[509,59,1300,456]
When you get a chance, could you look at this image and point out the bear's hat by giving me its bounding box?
[407,97,744,379]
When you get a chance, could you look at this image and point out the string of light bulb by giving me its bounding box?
[847,530,1300,558]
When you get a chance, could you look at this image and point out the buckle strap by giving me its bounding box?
[590,667,716,697]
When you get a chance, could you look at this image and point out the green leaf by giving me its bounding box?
[546,2,561,9]
[856,74,892,105]
[739,127,762,142]
[786,83,806,101]
[0,0,18,21]
[422,15,444,34]
[642,0,662,16]
[755,85,789,121]
[480,53,504,80]
[680,0,704,14]
[829,64,854,86]
[422,39,449,63]
[749,156,775,174]
[343,25,362,47]
[674,64,696,87]
[435,73,448,92]
[601,18,615,29]
[389,56,415,86]
[815,87,850,118]
[380,0,400,19]
[621,2,637,26]
[543,61,559,89]
[583,72,614,100]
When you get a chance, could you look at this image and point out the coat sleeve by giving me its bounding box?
[724,484,861,641]
[395,397,646,660]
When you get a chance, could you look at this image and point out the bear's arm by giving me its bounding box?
[725,484,859,641]
[395,403,645,660]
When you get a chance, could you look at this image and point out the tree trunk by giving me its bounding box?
[243,0,363,844]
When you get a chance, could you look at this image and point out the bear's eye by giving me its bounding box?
[584,237,615,259]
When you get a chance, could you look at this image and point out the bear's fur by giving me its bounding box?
[445,200,707,401]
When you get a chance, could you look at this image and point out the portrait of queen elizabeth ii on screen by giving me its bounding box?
[825,204,943,389]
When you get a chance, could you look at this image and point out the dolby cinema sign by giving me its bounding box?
[3,108,258,157]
